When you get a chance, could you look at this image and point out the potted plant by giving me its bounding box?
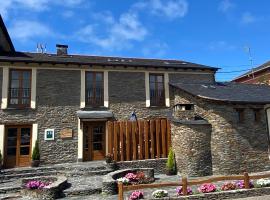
[105,153,117,170]
[166,148,176,175]
[31,140,40,167]
[0,150,3,170]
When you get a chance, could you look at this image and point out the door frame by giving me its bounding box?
[83,121,106,161]
[4,125,32,168]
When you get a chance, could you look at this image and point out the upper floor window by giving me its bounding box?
[8,69,31,108]
[254,109,261,122]
[85,72,104,107]
[236,108,245,123]
[150,74,165,106]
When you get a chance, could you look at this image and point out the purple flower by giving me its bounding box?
[176,186,193,195]
[125,173,137,181]
[25,180,51,190]
[235,180,254,189]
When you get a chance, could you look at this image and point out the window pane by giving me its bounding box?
[20,147,30,155]
[11,70,19,79]
[11,80,19,88]
[22,89,30,97]
[23,80,30,88]
[23,71,31,80]
[20,128,31,145]
[10,88,19,97]
[10,98,19,105]
[150,75,155,82]
[7,147,16,156]
[157,75,163,82]
[96,73,103,81]
[93,143,102,150]
[7,128,17,146]
[86,72,93,82]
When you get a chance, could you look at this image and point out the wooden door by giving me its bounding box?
[83,122,105,161]
[5,126,32,168]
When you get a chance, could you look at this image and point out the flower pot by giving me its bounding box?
[166,169,176,176]
[31,160,40,167]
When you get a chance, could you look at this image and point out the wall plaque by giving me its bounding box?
[60,129,73,139]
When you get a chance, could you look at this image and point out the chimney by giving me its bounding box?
[56,44,68,56]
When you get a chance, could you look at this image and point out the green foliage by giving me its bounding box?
[166,148,175,171]
[32,140,40,161]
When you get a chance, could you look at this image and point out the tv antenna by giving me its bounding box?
[244,46,255,79]
[36,43,47,53]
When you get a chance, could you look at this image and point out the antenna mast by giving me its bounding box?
[244,46,255,79]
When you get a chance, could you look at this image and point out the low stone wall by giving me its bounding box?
[158,187,270,200]
[116,158,167,174]
[102,168,154,195]
[21,176,68,200]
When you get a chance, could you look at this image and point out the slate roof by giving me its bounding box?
[170,82,270,104]
[0,51,219,71]
[233,60,270,81]
[0,15,15,53]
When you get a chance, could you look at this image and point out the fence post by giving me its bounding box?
[118,182,124,200]
[244,172,250,189]
[182,177,188,195]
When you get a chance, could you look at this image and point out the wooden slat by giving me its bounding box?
[113,121,119,161]
[161,119,167,157]
[155,119,161,159]
[167,119,171,153]
[120,122,125,161]
[126,121,131,161]
[107,122,113,154]
[139,120,144,160]
[144,120,149,159]
[150,120,155,159]
[188,175,244,186]
[250,173,270,179]
[123,182,182,191]
[132,121,137,160]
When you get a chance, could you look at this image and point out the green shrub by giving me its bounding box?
[32,140,40,161]
[166,148,175,171]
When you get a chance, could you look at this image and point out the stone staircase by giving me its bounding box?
[0,161,113,198]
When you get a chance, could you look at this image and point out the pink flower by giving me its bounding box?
[176,186,193,195]
[25,180,51,190]
[129,190,144,200]
[198,183,216,193]
[125,173,137,181]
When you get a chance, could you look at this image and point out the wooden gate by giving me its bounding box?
[107,119,171,161]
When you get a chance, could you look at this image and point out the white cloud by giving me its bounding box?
[1,0,85,19]
[150,0,188,19]
[218,0,235,13]
[9,20,55,42]
[142,42,169,57]
[241,12,257,24]
[76,12,148,51]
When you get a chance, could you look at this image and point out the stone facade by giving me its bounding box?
[172,87,270,176]
[0,66,215,165]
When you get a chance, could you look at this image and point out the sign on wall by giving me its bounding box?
[44,129,55,141]
[60,129,73,139]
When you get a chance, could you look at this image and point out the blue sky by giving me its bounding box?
[1,0,270,81]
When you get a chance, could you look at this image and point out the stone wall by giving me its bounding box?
[172,88,270,175]
[171,122,212,176]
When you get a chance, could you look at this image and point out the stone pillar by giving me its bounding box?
[171,121,212,177]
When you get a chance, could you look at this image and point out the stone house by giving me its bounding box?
[233,60,270,84]
[1,15,270,176]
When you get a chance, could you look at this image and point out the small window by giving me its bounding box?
[174,104,194,111]
[236,108,245,123]
[85,72,104,107]
[8,69,31,108]
[149,74,165,106]
[254,109,261,122]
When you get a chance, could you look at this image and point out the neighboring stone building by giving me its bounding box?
[1,14,270,177]
[170,82,270,176]
[233,61,270,84]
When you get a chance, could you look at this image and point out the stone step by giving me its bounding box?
[2,171,58,180]
[65,169,112,177]
[63,187,102,197]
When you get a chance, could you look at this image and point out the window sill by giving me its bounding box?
[148,105,168,109]
[2,107,36,111]
[82,106,108,110]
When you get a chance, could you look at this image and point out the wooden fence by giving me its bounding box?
[107,119,171,161]
[118,172,270,200]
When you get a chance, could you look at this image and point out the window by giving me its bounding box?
[236,108,245,123]
[85,72,104,107]
[254,109,261,122]
[173,104,194,111]
[8,69,31,108]
[149,74,165,106]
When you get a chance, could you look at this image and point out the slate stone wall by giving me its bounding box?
[173,88,270,175]
[171,122,212,176]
